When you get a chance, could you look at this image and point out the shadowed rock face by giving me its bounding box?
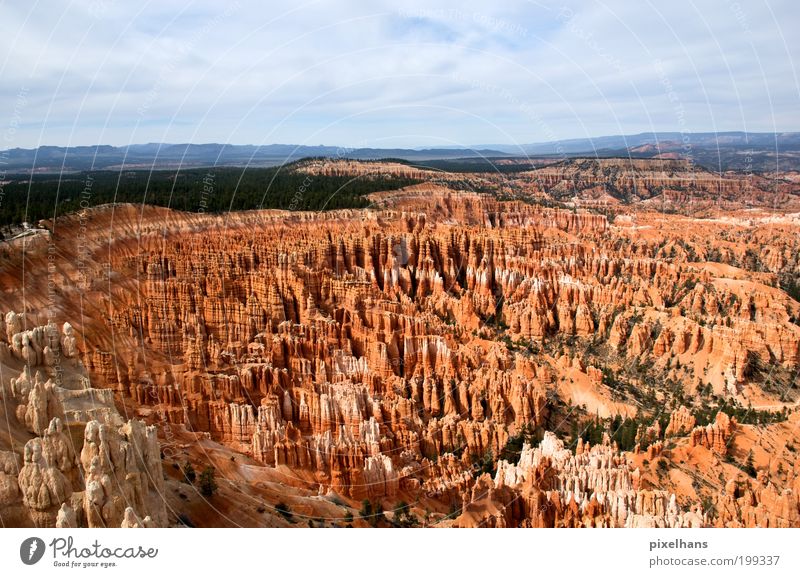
[1,159,799,527]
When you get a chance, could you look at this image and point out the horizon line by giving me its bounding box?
[3,129,800,154]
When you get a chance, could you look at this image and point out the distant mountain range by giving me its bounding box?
[0,143,509,173]
[2,132,799,173]
[479,131,800,155]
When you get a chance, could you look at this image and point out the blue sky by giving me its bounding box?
[1,0,798,149]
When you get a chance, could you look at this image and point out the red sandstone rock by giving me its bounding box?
[0,162,798,527]
[690,412,735,454]
[665,406,696,437]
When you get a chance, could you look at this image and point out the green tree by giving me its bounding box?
[744,450,757,477]
[359,499,373,520]
[392,501,418,527]
[198,466,218,497]
[181,462,196,484]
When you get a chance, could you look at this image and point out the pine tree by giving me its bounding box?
[198,466,218,496]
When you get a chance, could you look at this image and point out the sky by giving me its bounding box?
[0,0,798,149]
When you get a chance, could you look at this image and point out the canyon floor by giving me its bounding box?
[1,158,799,528]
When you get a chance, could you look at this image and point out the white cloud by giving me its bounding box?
[0,0,797,148]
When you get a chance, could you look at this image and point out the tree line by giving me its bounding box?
[0,164,421,229]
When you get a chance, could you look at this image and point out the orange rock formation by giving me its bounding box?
[1,158,798,527]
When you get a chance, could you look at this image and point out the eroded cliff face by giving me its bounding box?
[474,432,704,528]
[514,158,800,208]
[0,316,168,527]
[1,160,799,527]
[307,157,800,211]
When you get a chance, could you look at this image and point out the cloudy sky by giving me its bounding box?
[1,0,798,149]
